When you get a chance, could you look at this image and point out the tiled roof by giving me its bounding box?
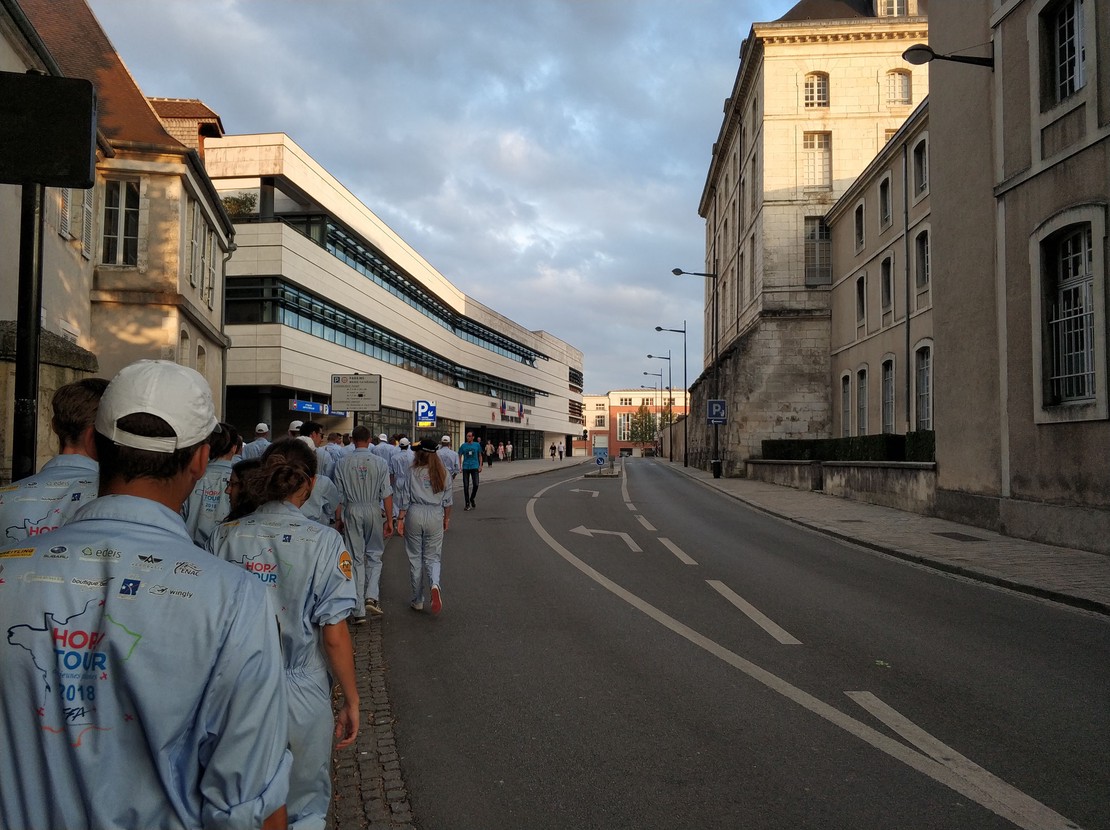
[149,97,220,122]
[18,0,183,148]
[776,0,875,21]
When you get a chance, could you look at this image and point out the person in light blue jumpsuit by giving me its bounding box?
[396,437,452,615]
[181,422,240,547]
[435,435,460,508]
[302,470,342,528]
[0,360,290,830]
[0,377,107,543]
[333,425,393,619]
[208,437,359,830]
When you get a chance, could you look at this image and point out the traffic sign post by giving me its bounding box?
[330,374,381,412]
[708,399,728,425]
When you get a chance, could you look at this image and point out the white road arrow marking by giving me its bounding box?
[569,525,642,552]
[569,488,599,497]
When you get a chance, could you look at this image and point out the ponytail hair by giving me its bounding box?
[252,438,317,504]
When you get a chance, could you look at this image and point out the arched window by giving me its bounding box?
[178,329,191,367]
[804,72,829,108]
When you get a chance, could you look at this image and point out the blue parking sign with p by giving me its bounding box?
[416,400,436,427]
[708,399,728,425]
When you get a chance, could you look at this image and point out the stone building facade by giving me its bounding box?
[930,0,1110,552]
[827,100,932,438]
[692,0,928,472]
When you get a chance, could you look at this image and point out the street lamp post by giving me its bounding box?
[901,43,993,69]
[673,268,720,476]
[642,370,662,456]
[655,322,688,467]
[647,351,672,462]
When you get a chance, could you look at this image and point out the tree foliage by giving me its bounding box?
[629,404,658,446]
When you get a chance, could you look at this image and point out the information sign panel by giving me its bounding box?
[331,374,381,411]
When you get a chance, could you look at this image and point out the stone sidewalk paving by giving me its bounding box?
[327,454,1110,828]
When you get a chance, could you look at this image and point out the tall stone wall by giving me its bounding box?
[689,312,831,476]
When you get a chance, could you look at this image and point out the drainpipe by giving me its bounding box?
[902,142,912,433]
[220,240,237,418]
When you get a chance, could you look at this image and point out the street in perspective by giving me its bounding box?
[332,456,1110,830]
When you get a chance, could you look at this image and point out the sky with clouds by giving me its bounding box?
[87,0,791,394]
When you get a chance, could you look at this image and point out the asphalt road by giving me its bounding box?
[379,459,1110,830]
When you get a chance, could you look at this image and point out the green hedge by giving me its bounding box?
[762,431,934,462]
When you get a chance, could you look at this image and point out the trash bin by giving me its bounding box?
[711,459,722,479]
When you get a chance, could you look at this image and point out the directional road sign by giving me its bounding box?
[708,399,728,425]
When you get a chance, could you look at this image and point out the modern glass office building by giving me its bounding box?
[205,133,584,458]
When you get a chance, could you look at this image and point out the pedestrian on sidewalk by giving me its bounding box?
[458,431,481,510]
[397,437,452,615]
[550,442,556,460]
[0,360,291,830]
[333,425,394,619]
[208,437,359,828]
[558,441,564,460]
[506,440,513,462]
[0,376,107,541]
[484,439,495,468]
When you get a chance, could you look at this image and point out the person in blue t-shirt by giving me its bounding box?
[457,430,482,511]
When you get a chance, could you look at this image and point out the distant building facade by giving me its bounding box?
[584,389,690,458]
[827,100,932,439]
[693,0,928,471]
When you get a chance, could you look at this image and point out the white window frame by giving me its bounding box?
[803,132,832,190]
[914,342,933,431]
[856,367,869,436]
[878,174,893,229]
[911,135,929,202]
[886,70,912,106]
[841,374,852,437]
[1030,205,1107,423]
[879,0,908,15]
[1052,0,1085,102]
[102,178,141,267]
[804,72,829,108]
[804,216,831,285]
[881,357,896,434]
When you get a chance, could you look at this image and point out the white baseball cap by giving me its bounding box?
[399,437,411,447]
[378,433,388,441]
[441,435,451,444]
[289,420,304,432]
[96,360,218,453]
[255,422,269,434]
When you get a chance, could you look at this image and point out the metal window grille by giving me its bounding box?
[1048,227,1094,401]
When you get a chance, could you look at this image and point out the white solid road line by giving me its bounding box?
[657,537,698,565]
[528,479,1083,830]
[706,580,803,645]
[846,692,1080,830]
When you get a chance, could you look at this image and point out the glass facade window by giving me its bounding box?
[226,277,540,405]
[804,217,831,285]
[803,132,832,190]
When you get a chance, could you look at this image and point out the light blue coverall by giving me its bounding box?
[181,458,233,547]
[0,453,98,543]
[301,472,341,527]
[332,448,392,614]
[0,495,291,829]
[208,500,357,830]
[396,464,451,606]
